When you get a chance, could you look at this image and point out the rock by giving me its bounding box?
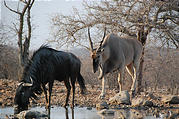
[132,97,153,107]
[98,109,115,115]
[96,101,109,110]
[168,112,179,119]
[87,107,92,110]
[130,109,143,119]
[15,110,48,119]
[161,95,179,104]
[143,100,153,107]
[109,90,131,105]
[132,98,144,106]
[147,93,157,100]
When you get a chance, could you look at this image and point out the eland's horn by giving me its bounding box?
[22,77,33,87]
[87,27,94,52]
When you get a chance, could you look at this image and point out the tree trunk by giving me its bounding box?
[138,47,145,93]
[17,1,34,80]
[137,27,148,94]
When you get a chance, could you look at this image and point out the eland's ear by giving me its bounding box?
[100,47,104,52]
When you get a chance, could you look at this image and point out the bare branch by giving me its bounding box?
[4,0,21,15]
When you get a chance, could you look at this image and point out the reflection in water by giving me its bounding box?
[65,107,74,119]
[0,107,178,119]
[98,108,179,119]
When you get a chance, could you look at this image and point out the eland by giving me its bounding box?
[88,27,142,99]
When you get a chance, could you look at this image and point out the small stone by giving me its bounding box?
[143,100,153,107]
[98,109,115,115]
[87,107,92,110]
[96,101,109,110]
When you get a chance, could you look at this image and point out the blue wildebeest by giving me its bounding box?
[88,28,142,99]
[14,45,86,116]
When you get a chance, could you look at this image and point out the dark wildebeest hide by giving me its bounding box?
[14,45,86,115]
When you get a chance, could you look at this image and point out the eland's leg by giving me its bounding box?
[64,79,71,107]
[126,63,136,96]
[118,69,124,93]
[99,77,106,99]
[133,61,140,96]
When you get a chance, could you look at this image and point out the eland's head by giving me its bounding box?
[88,27,106,73]
[14,77,33,114]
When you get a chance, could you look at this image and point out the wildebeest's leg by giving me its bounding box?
[42,84,48,110]
[70,77,76,108]
[71,107,74,119]
[64,79,71,107]
[47,82,53,118]
[99,76,106,99]
[65,107,69,119]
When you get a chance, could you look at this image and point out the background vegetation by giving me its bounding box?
[0,0,178,95]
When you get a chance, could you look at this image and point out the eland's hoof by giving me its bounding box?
[131,90,136,98]
[98,75,103,80]
[98,94,105,99]
[98,77,102,80]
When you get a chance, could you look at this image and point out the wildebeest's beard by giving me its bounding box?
[93,56,100,73]
[14,84,31,114]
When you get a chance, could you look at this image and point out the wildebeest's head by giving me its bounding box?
[14,78,33,114]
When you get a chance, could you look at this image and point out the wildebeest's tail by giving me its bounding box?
[77,73,86,95]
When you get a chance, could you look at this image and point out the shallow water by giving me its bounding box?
[0,106,179,119]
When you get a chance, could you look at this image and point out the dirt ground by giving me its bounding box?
[0,79,116,108]
[0,79,179,109]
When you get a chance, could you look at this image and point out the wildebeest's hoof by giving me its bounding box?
[70,105,74,109]
[63,104,69,108]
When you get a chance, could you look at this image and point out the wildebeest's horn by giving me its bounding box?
[30,77,33,84]
[22,77,33,87]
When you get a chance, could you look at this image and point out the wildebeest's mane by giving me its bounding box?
[21,45,56,99]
